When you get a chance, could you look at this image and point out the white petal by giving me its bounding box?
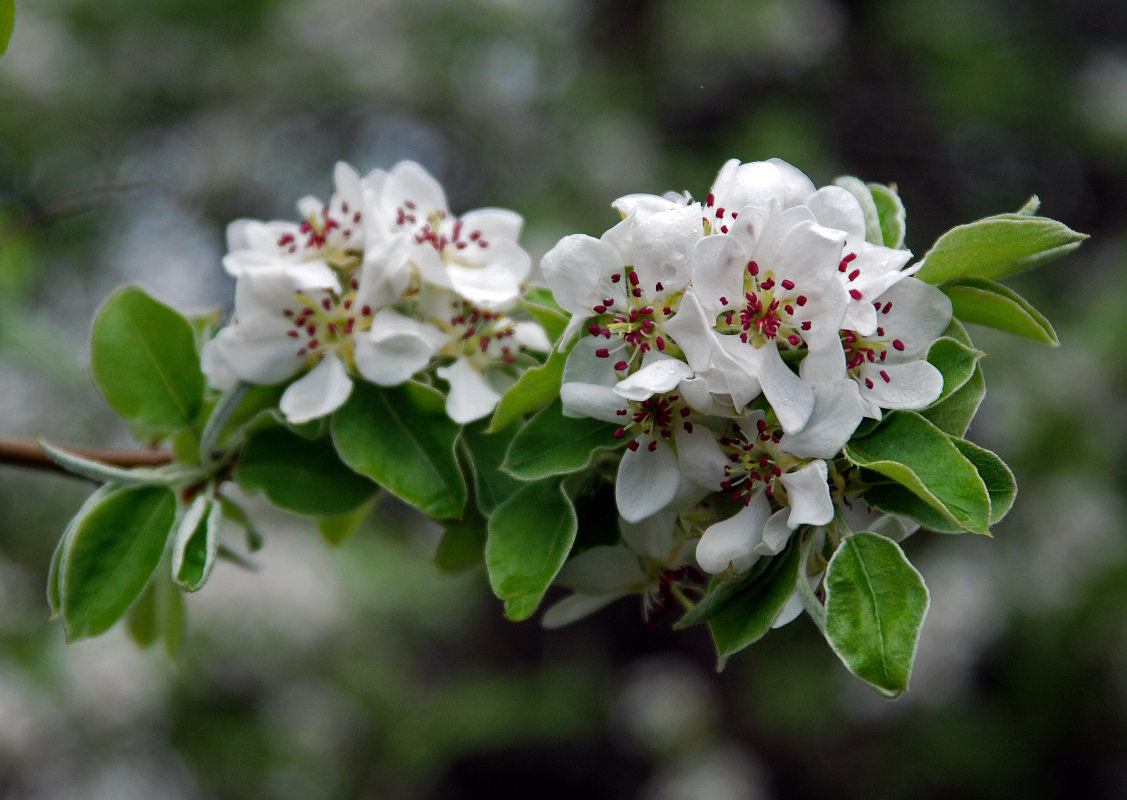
[688,235,748,318]
[511,321,551,352]
[280,353,354,423]
[459,207,524,243]
[560,382,625,422]
[385,160,448,218]
[613,357,692,401]
[759,508,795,555]
[781,380,864,459]
[436,358,502,424]
[743,341,815,434]
[871,277,953,358]
[806,185,867,240]
[556,545,645,593]
[620,511,680,561]
[630,205,703,296]
[857,360,945,410]
[204,326,303,385]
[353,310,445,386]
[447,256,526,309]
[616,440,681,523]
[672,423,727,491]
[541,591,626,628]
[695,492,772,574]
[540,234,628,317]
[779,461,834,527]
[200,337,240,391]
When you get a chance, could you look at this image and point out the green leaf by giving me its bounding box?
[920,362,985,437]
[91,287,206,431]
[235,426,377,516]
[171,495,221,591]
[862,483,963,534]
[706,538,804,668]
[868,182,906,249]
[218,495,263,552]
[49,486,117,618]
[520,289,569,343]
[461,420,524,515]
[60,485,177,641]
[435,518,488,573]
[126,578,160,648]
[0,0,12,56]
[943,278,1058,345]
[318,497,376,546]
[674,554,776,630]
[1015,195,1041,216]
[914,213,1087,286]
[833,175,884,246]
[844,411,991,534]
[502,398,622,480]
[485,479,577,621]
[332,382,467,519]
[823,532,930,697]
[488,344,568,432]
[949,438,1016,525]
[925,337,983,405]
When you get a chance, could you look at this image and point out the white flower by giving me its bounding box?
[559,341,728,522]
[364,161,531,309]
[223,161,370,277]
[541,510,702,628]
[202,260,445,423]
[837,277,952,418]
[694,384,861,575]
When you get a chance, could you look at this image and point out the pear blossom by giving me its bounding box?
[201,259,445,423]
[364,161,531,309]
[695,383,862,575]
[223,161,371,277]
[836,277,952,418]
[541,511,704,628]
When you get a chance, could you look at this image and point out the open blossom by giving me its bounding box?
[365,161,531,309]
[694,381,862,575]
[541,511,703,628]
[201,259,445,423]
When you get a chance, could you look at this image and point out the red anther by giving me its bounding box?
[848,269,860,282]
[880,370,891,383]
[616,409,628,416]
[350,278,359,290]
[720,225,728,233]
[286,330,298,338]
[328,323,338,334]
[611,273,621,283]
[306,324,317,335]
[655,282,664,292]
[715,207,725,218]
[706,192,715,207]
[361,305,372,316]
[593,305,607,314]
[633,288,642,297]
[719,296,728,306]
[588,323,602,336]
[849,289,863,300]
[841,252,857,266]
[614,427,626,439]
[277,233,295,247]
[876,327,885,337]
[480,337,491,352]
[308,339,319,350]
[781,279,795,290]
[656,337,666,351]
[683,421,693,433]
[353,212,362,223]
[604,298,616,307]
[648,441,658,452]
[893,339,905,351]
[615,360,628,371]
[628,271,640,286]
[747,261,759,276]
[882,302,893,314]
[343,299,352,310]
[322,297,333,311]
[404,200,416,209]
[761,277,775,290]
[865,378,874,389]
[784,305,794,315]
[880,351,887,361]
[627,439,639,451]
[283,309,294,317]
[788,334,801,345]
[595,348,610,358]
[344,319,354,334]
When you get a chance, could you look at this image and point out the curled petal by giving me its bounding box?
[696,492,772,575]
[858,360,945,411]
[779,461,834,528]
[279,353,354,424]
[541,234,628,317]
[541,591,626,629]
[436,358,502,424]
[613,357,693,402]
[620,510,680,561]
[353,310,445,386]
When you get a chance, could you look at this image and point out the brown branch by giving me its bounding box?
[0,437,172,478]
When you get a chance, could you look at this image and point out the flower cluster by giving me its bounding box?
[202,161,549,424]
[541,159,952,620]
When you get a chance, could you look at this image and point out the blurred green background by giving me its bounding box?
[1,0,1126,797]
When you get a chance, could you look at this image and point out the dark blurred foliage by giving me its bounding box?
[2,1,1127,798]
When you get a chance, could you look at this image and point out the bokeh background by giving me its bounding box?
[1,1,1126,798]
